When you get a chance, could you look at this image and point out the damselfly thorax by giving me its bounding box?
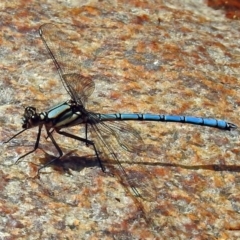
[22,100,90,129]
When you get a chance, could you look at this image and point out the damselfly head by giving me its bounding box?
[22,106,41,129]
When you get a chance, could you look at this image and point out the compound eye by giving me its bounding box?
[26,107,36,116]
[22,106,40,128]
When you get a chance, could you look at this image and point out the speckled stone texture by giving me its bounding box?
[0,0,239,239]
[207,0,240,19]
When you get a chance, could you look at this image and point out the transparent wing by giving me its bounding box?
[39,23,95,105]
[88,113,158,201]
[63,73,94,106]
[94,116,146,152]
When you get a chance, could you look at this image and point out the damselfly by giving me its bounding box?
[4,23,237,198]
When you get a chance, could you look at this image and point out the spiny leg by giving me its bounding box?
[15,125,43,165]
[37,128,63,174]
[56,129,106,172]
[3,129,27,144]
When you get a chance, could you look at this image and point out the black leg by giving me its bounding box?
[3,128,27,144]
[44,128,54,140]
[85,122,89,147]
[37,127,63,173]
[56,129,106,172]
[15,125,43,165]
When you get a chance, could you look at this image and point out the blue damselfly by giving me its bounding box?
[4,23,237,198]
